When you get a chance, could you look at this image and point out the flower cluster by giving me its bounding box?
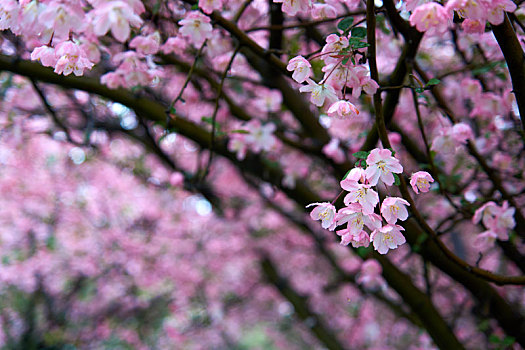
[308,149,434,254]
[286,23,378,118]
[472,201,516,250]
[408,0,517,35]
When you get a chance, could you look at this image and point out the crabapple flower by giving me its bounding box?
[431,123,473,155]
[245,121,277,153]
[90,1,143,42]
[380,197,410,224]
[306,202,337,230]
[273,0,312,16]
[0,0,19,31]
[322,138,345,164]
[445,0,486,21]
[327,100,360,119]
[410,171,434,194]
[473,230,498,251]
[53,41,94,76]
[286,56,311,83]
[486,0,516,25]
[409,2,450,35]
[365,148,403,186]
[338,228,370,248]
[321,34,349,64]
[341,181,379,215]
[312,3,336,20]
[473,201,515,240]
[38,2,83,39]
[336,203,382,235]
[370,224,406,254]
[129,32,160,55]
[299,79,338,107]
[30,45,57,67]
[357,260,387,290]
[178,11,213,46]
[199,0,223,14]
[341,167,366,183]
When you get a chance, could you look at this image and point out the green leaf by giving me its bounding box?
[502,336,515,346]
[415,87,424,93]
[191,4,199,10]
[425,78,441,87]
[355,246,371,258]
[393,173,401,186]
[230,129,250,134]
[201,116,216,125]
[489,334,501,344]
[337,17,354,32]
[352,151,369,159]
[342,169,352,180]
[351,27,367,38]
[342,57,350,65]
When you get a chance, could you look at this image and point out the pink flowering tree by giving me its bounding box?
[0,0,524,348]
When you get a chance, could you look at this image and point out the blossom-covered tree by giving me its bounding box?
[0,0,524,348]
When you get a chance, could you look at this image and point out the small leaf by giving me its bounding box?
[488,335,501,344]
[502,336,515,346]
[231,129,250,134]
[415,87,424,93]
[393,173,401,186]
[337,17,354,32]
[351,27,367,38]
[352,151,369,159]
[342,169,352,180]
[342,57,350,65]
[191,4,199,10]
[425,78,441,87]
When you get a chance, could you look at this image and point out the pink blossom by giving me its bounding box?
[312,3,336,20]
[461,19,485,34]
[161,37,187,55]
[30,45,57,67]
[341,167,366,183]
[370,224,406,254]
[129,32,160,55]
[365,148,403,186]
[286,56,311,83]
[178,11,213,46]
[410,171,434,194]
[90,1,143,42]
[38,2,84,39]
[336,203,382,235]
[341,181,379,215]
[445,0,486,22]
[306,202,337,230]
[273,0,312,16]
[338,228,370,248]
[431,123,473,155]
[409,2,450,35]
[322,138,345,164]
[357,260,386,290]
[473,201,515,240]
[53,41,94,76]
[299,79,338,107]
[380,197,410,224]
[486,0,516,25]
[327,100,360,119]
[0,0,19,31]
[199,0,223,14]
[321,34,349,64]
